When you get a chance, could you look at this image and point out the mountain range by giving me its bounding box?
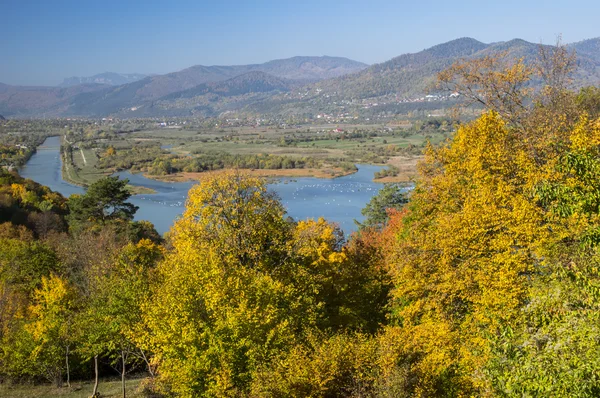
[1,38,599,118]
[59,73,150,87]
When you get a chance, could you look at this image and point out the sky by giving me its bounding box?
[1,0,599,86]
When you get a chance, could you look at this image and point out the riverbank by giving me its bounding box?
[58,139,156,195]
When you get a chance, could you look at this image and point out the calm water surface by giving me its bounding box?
[20,136,390,236]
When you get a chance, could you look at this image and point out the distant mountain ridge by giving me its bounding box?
[161,71,292,100]
[264,37,600,112]
[2,38,599,118]
[308,38,564,100]
[51,56,368,117]
[124,71,296,118]
[114,56,368,102]
[60,72,149,87]
[0,83,110,117]
[0,56,366,117]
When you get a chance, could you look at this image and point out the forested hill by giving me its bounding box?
[305,37,600,100]
[90,55,367,105]
[154,71,292,100]
[67,71,297,118]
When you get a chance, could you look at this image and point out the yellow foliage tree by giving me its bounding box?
[27,274,78,387]
[383,106,600,396]
[141,173,392,396]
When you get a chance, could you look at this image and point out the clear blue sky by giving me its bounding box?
[2,0,599,86]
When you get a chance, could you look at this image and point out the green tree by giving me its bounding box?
[0,238,61,381]
[576,86,600,119]
[88,239,162,398]
[358,184,408,229]
[67,176,138,230]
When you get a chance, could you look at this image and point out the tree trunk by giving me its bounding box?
[92,355,99,397]
[65,346,71,388]
[121,350,126,398]
[140,349,154,378]
[55,369,63,388]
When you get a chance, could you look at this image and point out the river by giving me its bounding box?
[19,136,390,236]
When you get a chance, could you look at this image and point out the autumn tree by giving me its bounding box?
[78,239,162,398]
[382,103,600,394]
[437,51,534,127]
[483,115,600,396]
[27,274,79,387]
[141,172,298,396]
[437,38,579,133]
[142,172,392,396]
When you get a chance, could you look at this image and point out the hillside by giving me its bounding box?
[570,37,600,59]
[1,56,366,117]
[240,37,600,118]
[117,71,293,117]
[162,71,292,99]
[568,38,600,86]
[306,38,582,100]
[0,83,108,117]
[307,37,490,99]
[60,72,149,87]
[102,55,367,103]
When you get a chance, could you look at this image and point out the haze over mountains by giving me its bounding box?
[59,73,150,87]
[1,37,599,118]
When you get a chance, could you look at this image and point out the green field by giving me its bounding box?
[0,378,145,398]
[62,138,155,194]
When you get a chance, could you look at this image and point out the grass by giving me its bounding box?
[0,378,146,398]
[60,138,155,194]
[69,147,108,186]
